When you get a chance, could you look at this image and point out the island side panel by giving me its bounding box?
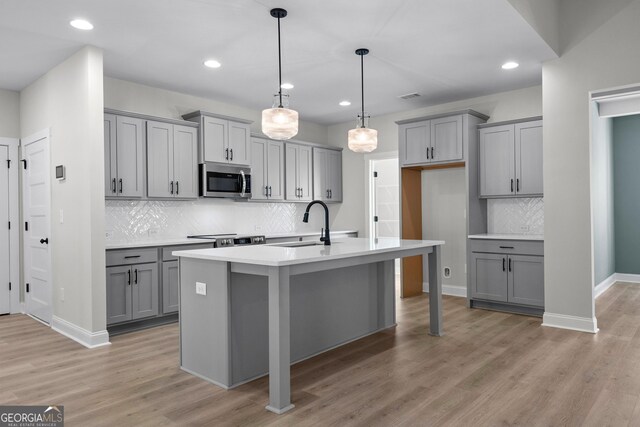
[179,257,232,388]
[377,260,396,328]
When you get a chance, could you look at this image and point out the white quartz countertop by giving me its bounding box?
[173,237,445,267]
[468,233,544,241]
[105,230,359,250]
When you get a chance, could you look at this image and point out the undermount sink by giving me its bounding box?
[271,241,341,248]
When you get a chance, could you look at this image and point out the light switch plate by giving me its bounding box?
[196,282,207,296]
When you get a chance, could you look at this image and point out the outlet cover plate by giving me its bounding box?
[196,282,207,296]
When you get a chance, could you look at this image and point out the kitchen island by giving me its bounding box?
[173,237,445,414]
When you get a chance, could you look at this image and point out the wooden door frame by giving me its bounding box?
[21,129,52,322]
[0,137,20,313]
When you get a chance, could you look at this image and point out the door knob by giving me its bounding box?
[40,238,49,244]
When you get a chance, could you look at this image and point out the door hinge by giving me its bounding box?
[373,171,378,178]
[6,159,10,168]
[8,221,10,230]
[374,216,379,222]
[8,282,11,291]
[26,283,30,293]
[21,159,27,170]
[25,222,28,231]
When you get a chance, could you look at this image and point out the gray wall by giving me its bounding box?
[591,112,615,285]
[613,115,640,274]
[0,89,20,138]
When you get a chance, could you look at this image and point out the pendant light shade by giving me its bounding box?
[262,8,299,140]
[348,48,377,153]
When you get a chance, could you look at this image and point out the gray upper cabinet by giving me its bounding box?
[183,111,252,166]
[285,143,313,201]
[313,147,342,202]
[250,137,284,201]
[147,121,197,199]
[104,115,145,198]
[479,118,543,198]
[399,114,466,167]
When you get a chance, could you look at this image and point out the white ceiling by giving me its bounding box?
[0,0,557,125]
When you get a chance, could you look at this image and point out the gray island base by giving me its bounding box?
[173,237,445,414]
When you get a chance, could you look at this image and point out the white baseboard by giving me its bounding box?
[423,283,467,298]
[595,273,640,299]
[542,312,598,334]
[51,316,111,349]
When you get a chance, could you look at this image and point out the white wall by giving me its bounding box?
[327,85,543,235]
[0,89,20,138]
[542,0,640,330]
[104,77,328,145]
[20,46,106,334]
[507,0,560,54]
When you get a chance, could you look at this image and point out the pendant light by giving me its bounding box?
[262,8,299,140]
[348,48,378,153]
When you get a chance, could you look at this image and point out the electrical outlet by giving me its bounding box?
[443,267,451,278]
[255,225,262,231]
[148,228,159,236]
[519,225,530,232]
[105,230,114,240]
[196,282,207,296]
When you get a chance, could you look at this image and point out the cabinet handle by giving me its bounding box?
[299,188,302,197]
[516,179,520,192]
[176,181,179,195]
[502,258,506,272]
[329,189,332,199]
[230,149,233,161]
[170,181,174,195]
[431,146,434,159]
[112,178,116,193]
[265,186,269,197]
[124,255,141,259]
[510,179,514,193]
[134,268,138,284]
[268,186,272,197]
[119,179,123,193]
[499,246,514,249]
[508,258,512,272]
[127,270,131,285]
[326,189,329,198]
[426,147,429,160]
[225,148,229,160]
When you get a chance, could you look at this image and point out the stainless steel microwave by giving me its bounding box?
[199,163,251,199]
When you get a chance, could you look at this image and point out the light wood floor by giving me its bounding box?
[2,283,640,426]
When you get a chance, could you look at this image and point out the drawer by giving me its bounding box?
[162,243,213,261]
[106,247,158,266]
[468,239,543,256]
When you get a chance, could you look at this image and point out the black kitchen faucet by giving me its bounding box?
[303,200,331,246]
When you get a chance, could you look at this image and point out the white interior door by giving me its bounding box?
[23,133,52,324]
[0,145,10,314]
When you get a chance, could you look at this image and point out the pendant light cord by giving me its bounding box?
[360,53,365,128]
[277,15,283,108]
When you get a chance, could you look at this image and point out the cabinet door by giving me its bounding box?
[173,125,198,199]
[104,114,117,197]
[515,121,543,196]
[285,143,298,200]
[327,150,342,202]
[146,121,174,198]
[298,145,313,201]
[228,121,251,165]
[508,255,544,307]
[203,116,228,163]
[471,253,508,302]
[250,138,268,200]
[106,266,132,325]
[431,115,463,163]
[162,260,179,314]
[399,121,430,165]
[116,116,145,198]
[313,147,329,201]
[479,125,515,197]
[267,140,285,200]
[131,262,158,320]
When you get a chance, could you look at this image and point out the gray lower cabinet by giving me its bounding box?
[106,265,133,324]
[469,239,544,310]
[162,260,179,314]
[106,263,158,325]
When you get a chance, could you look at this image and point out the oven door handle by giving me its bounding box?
[240,170,246,198]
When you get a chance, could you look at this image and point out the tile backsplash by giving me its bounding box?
[105,199,327,243]
[487,197,544,235]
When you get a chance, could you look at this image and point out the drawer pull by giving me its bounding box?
[124,255,141,259]
[499,246,514,249]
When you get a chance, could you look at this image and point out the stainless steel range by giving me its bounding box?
[186,233,266,248]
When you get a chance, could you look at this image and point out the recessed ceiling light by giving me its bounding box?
[281,83,294,90]
[204,59,221,69]
[501,61,519,70]
[70,19,93,30]
[339,100,351,106]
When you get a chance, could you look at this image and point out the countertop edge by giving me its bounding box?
[468,234,544,241]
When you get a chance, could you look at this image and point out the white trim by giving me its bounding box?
[614,273,640,283]
[364,150,399,239]
[542,312,599,334]
[51,315,111,349]
[423,283,467,298]
[594,273,617,299]
[0,138,20,314]
[21,128,50,146]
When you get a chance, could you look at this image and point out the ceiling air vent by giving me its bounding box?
[399,92,421,100]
